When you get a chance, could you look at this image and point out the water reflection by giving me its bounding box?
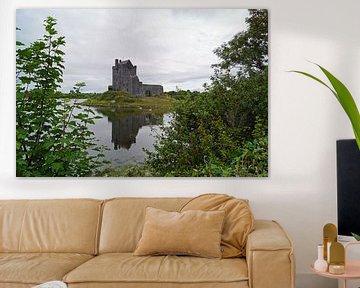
[109,113,160,150]
[87,107,168,167]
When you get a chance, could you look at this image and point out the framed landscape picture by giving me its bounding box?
[16,8,268,177]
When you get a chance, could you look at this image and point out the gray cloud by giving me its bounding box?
[16,9,248,92]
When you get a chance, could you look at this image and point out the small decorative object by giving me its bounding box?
[329,242,345,275]
[323,223,337,261]
[311,236,360,287]
[328,264,345,275]
[314,244,328,272]
[327,242,332,264]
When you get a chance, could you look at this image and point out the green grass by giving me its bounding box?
[55,91,100,99]
[97,164,153,177]
[95,107,165,121]
[82,91,174,113]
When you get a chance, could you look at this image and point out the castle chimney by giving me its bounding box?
[115,59,119,66]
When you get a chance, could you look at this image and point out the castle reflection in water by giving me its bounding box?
[108,113,161,150]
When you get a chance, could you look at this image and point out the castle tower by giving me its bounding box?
[110,59,163,97]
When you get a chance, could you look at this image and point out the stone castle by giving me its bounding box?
[108,59,163,97]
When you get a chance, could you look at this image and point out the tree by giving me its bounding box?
[146,9,268,176]
[16,17,105,176]
[210,9,268,139]
[213,9,268,75]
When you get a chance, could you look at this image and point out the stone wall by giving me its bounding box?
[110,59,163,97]
[141,84,164,96]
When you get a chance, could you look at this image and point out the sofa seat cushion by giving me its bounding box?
[0,253,93,285]
[64,253,248,286]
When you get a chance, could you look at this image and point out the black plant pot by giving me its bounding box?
[337,139,360,237]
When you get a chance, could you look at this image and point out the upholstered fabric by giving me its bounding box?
[246,220,295,288]
[0,284,33,288]
[0,199,102,254]
[181,194,254,258]
[63,253,248,285]
[0,253,93,285]
[67,282,249,288]
[99,198,190,253]
[134,207,225,258]
[0,198,295,288]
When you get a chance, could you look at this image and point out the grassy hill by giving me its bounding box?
[82,91,173,113]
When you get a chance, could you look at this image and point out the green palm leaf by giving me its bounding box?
[290,64,360,150]
[352,232,360,241]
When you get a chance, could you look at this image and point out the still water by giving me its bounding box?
[82,105,170,167]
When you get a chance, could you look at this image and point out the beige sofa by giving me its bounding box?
[0,198,295,288]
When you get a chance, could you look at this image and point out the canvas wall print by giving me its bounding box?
[16,9,268,177]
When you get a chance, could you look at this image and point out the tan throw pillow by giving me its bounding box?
[134,207,225,258]
[181,193,254,258]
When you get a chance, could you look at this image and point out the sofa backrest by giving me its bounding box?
[99,197,190,253]
[0,199,102,255]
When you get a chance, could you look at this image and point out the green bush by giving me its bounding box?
[146,10,268,177]
[16,17,106,176]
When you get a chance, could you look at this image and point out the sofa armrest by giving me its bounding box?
[246,220,295,288]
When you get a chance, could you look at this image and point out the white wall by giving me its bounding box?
[1,0,359,287]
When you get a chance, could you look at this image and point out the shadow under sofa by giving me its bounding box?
[0,198,295,288]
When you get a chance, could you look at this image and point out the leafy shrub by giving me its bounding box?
[16,17,106,176]
[146,10,268,177]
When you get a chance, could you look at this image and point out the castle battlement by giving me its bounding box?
[108,59,163,97]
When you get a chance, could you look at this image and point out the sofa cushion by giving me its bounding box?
[0,199,103,254]
[0,284,33,288]
[134,207,225,258]
[181,194,254,258]
[0,253,93,285]
[64,253,248,285]
[99,198,190,253]
[67,282,249,288]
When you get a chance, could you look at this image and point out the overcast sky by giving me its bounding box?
[16,9,248,92]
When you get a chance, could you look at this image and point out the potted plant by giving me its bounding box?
[291,63,360,240]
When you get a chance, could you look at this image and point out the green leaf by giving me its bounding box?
[290,63,360,150]
[289,70,337,98]
[351,232,360,241]
[316,65,360,150]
